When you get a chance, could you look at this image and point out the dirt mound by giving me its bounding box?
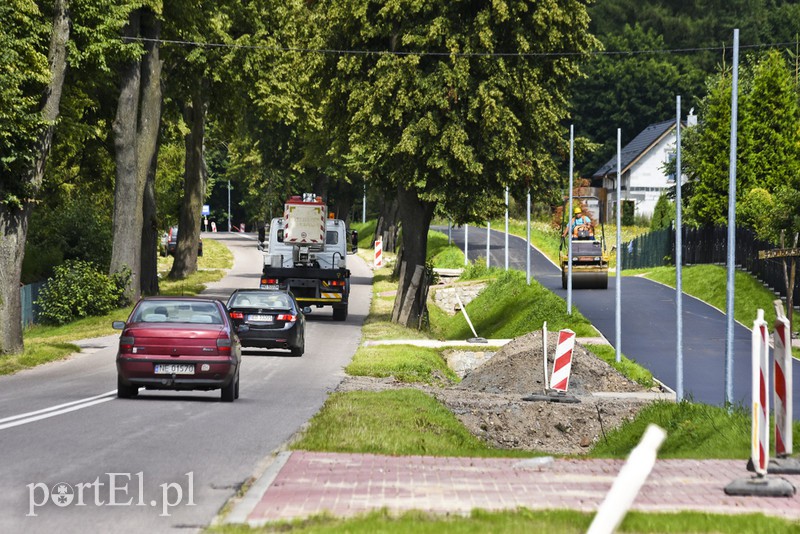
[457,331,646,396]
[336,331,669,455]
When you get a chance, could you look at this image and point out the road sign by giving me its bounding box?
[202,204,210,216]
[758,248,800,259]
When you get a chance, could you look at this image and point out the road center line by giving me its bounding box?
[0,390,117,430]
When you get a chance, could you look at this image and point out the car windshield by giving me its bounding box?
[132,300,223,324]
[231,292,291,309]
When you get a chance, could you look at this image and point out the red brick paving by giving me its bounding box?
[231,451,800,525]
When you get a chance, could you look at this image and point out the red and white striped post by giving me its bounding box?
[550,329,576,392]
[773,301,793,458]
[374,236,383,268]
[751,309,770,476]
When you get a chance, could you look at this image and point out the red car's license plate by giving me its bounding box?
[154,364,195,375]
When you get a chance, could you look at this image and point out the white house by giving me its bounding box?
[592,111,695,220]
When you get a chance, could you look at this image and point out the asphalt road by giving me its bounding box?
[0,232,372,533]
[443,224,800,420]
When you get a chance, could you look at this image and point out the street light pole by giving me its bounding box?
[227,180,231,232]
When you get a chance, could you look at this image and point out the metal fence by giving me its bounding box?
[621,225,799,307]
[20,281,45,328]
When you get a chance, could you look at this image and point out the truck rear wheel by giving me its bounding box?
[332,305,348,321]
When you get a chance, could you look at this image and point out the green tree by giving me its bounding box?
[572,24,702,177]
[315,0,599,325]
[650,193,675,231]
[683,51,800,227]
[684,50,800,328]
[0,0,70,355]
[681,70,735,226]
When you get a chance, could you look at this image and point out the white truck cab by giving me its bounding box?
[259,194,351,320]
[264,218,348,270]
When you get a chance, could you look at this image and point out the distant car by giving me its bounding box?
[113,297,243,401]
[164,225,203,257]
[226,289,307,356]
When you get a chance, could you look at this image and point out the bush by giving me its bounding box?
[622,200,635,226]
[650,194,675,231]
[36,260,127,325]
[23,197,113,282]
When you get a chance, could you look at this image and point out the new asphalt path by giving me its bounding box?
[443,224,800,418]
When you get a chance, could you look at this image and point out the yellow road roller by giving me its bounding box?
[559,196,609,289]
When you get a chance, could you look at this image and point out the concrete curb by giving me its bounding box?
[224,451,293,525]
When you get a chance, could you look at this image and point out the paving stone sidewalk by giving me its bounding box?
[226,451,800,526]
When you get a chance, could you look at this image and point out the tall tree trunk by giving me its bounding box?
[141,158,159,295]
[137,14,162,295]
[0,1,70,355]
[110,11,143,301]
[393,185,435,326]
[110,9,163,299]
[169,85,207,279]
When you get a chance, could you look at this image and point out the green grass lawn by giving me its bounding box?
[211,508,798,534]
[290,389,539,458]
[346,345,459,385]
[430,270,597,339]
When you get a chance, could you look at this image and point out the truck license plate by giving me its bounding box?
[154,364,195,375]
[261,283,279,290]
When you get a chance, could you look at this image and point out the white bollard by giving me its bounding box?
[752,309,770,476]
[587,424,667,534]
[773,301,793,457]
[549,329,575,392]
[464,224,469,265]
[374,237,383,268]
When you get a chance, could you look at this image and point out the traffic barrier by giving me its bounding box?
[374,237,383,268]
[724,309,795,496]
[550,329,576,392]
[773,301,793,457]
[751,309,770,476]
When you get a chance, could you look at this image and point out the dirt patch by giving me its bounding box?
[337,331,670,456]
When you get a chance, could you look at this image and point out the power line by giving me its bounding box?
[123,35,799,58]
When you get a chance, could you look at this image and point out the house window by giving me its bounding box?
[666,152,676,182]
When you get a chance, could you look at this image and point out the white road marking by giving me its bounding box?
[0,390,117,430]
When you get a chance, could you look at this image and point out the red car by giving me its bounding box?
[113,297,244,402]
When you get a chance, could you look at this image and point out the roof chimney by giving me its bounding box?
[686,107,697,127]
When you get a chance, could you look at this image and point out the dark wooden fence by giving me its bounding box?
[20,281,44,328]
[621,225,799,307]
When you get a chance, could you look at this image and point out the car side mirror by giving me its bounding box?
[302,307,312,314]
[112,321,126,330]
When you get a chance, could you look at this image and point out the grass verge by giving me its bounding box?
[584,343,654,388]
[290,389,538,458]
[346,345,459,385]
[589,400,799,460]
[430,270,597,339]
[210,505,799,533]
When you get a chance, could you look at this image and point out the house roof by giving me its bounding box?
[592,119,677,178]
